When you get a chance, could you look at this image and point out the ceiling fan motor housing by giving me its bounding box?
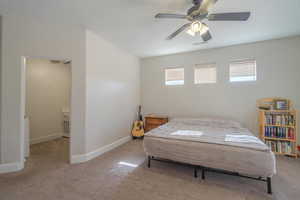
[193,0,203,5]
[188,5,201,16]
[188,0,207,18]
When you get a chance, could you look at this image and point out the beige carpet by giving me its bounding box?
[0,138,299,200]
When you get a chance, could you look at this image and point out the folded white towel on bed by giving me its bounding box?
[170,130,203,136]
[225,134,264,144]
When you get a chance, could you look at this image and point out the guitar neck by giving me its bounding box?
[138,105,143,121]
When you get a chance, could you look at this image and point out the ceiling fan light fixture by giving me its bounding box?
[186,29,196,36]
[191,21,202,33]
[186,21,202,37]
[200,24,209,35]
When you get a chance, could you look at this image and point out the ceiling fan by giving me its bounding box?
[155,0,250,42]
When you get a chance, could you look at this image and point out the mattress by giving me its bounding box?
[143,118,276,177]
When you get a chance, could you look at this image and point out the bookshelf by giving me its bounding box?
[258,98,298,158]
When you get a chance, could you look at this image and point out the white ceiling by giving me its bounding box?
[0,0,300,57]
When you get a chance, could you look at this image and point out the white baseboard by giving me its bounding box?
[30,133,64,145]
[71,154,87,164]
[0,161,24,174]
[71,135,131,164]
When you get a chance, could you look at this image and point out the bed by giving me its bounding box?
[143,118,276,194]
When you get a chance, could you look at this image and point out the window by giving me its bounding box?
[230,60,256,82]
[165,68,184,85]
[194,63,217,84]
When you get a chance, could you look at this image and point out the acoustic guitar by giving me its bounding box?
[131,105,144,139]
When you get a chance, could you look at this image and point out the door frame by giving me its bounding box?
[20,56,72,162]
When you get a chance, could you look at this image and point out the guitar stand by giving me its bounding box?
[147,156,272,194]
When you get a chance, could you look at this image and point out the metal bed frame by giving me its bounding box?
[147,156,272,194]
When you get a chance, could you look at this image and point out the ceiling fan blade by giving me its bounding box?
[167,23,191,40]
[208,12,251,21]
[201,30,212,42]
[199,0,218,13]
[155,13,187,19]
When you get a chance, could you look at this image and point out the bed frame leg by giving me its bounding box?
[194,167,198,178]
[267,177,272,194]
[201,168,205,180]
[147,156,151,168]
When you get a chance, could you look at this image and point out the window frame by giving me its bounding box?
[164,67,185,86]
[229,59,257,83]
[194,63,217,85]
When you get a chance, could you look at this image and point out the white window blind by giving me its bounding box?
[194,63,216,84]
[165,68,184,85]
[230,60,256,82]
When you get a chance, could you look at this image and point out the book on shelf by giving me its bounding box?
[264,126,295,139]
[264,113,295,126]
[265,140,294,154]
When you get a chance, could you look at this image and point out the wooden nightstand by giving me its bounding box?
[144,115,168,132]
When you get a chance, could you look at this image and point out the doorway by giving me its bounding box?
[23,58,72,163]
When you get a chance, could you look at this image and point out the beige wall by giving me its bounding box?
[85,30,140,153]
[141,36,300,144]
[1,15,86,164]
[26,59,71,143]
[0,16,2,162]
[0,14,141,166]
[0,15,141,167]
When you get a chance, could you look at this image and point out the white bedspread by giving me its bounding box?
[145,118,269,152]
